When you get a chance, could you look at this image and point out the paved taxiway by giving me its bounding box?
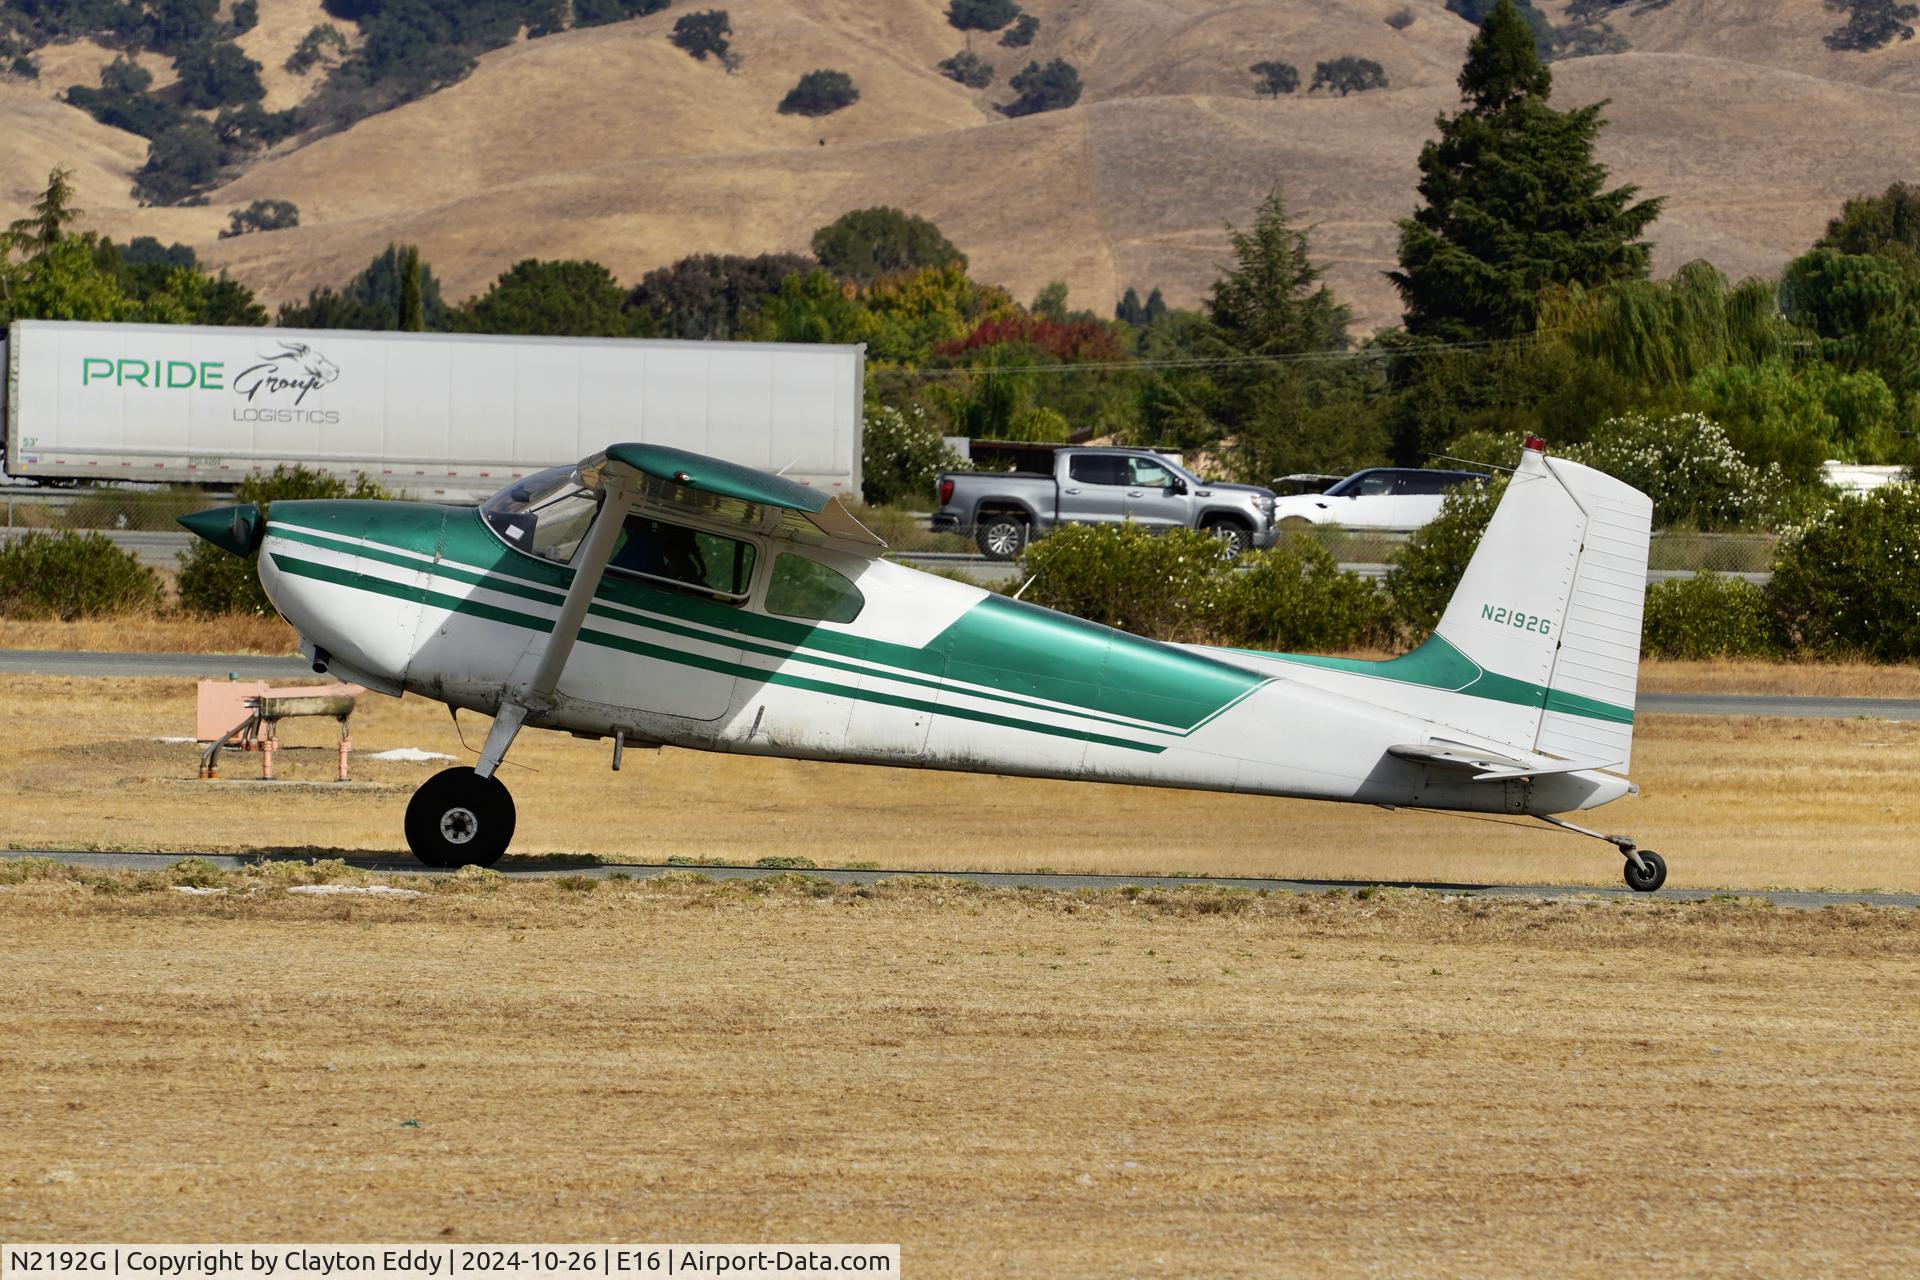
[6,649,1920,721]
[10,850,1917,910]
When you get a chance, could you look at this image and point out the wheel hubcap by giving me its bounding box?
[987,527,1018,555]
[439,806,479,845]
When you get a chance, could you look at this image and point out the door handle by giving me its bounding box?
[1064,487,1080,494]
[1126,490,1143,498]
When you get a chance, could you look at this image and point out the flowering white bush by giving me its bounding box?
[861,402,964,507]
[1568,411,1789,530]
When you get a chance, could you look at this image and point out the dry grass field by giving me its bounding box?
[0,865,1916,1274]
[2,673,1918,892]
[6,1,1919,327]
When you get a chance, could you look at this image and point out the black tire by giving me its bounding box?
[1205,519,1251,558]
[1622,849,1667,893]
[404,766,516,869]
[975,513,1029,561]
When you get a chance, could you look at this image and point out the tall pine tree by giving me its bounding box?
[1390,0,1661,341]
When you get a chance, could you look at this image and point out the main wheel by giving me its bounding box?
[1205,520,1251,558]
[1622,849,1667,893]
[405,766,516,869]
[975,513,1029,561]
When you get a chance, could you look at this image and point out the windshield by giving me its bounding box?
[481,465,600,565]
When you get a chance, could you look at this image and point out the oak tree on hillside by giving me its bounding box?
[670,10,732,63]
[1001,58,1080,116]
[999,14,1038,47]
[1824,0,1919,51]
[285,24,347,74]
[1310,56,1387,96]
[174,37,266,108]
[1250,61,1299,97]
[779,69,858,116]
[1390,0,1662,341]
[938,50,994,88]
[947,0,1020,35]
[575,0,669,27]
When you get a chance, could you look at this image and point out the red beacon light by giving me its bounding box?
[1523,434,1548,453]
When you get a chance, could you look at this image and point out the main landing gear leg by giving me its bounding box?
[1537,814,1668,893]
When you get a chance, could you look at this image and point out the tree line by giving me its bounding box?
[6,2,1917,524]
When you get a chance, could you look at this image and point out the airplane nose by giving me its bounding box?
[178,504,264,557]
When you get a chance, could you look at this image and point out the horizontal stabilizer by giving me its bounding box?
[1388,741,1621,782]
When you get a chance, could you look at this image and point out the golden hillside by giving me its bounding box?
[4,0,1919,330]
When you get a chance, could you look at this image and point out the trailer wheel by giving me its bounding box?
[976,514,1029,561]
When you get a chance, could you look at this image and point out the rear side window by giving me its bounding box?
[1068,455,1129,485]
[766,553,864,624]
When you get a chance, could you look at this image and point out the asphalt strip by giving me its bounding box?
[6,850,1916,910]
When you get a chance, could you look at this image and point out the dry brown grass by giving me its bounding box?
[0,867,1916,1274]
[4,675,1919,892]
[1639,659,1920,698]
[0,613,299,654]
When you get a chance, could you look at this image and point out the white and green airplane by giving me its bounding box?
[181,435,1668,890]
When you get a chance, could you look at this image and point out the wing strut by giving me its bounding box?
[475,472,637,779]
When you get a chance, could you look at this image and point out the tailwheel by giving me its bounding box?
[1622,849,1667,894]
[405,766,516,868]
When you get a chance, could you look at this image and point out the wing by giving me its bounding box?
[580,442,884,553]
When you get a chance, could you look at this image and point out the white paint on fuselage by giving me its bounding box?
[257,520,1633,820]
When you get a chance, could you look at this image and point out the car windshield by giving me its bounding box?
[481,465,601,565]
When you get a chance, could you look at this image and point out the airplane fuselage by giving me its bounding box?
[258,499,1632,818]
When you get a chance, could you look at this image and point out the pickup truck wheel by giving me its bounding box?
[1204,520,1251,558]
[976,514,1029,561]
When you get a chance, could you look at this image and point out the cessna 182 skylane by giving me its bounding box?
[181,435,1669,890]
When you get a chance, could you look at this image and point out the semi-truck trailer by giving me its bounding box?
[1,320,864,499]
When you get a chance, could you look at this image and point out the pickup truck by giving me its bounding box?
[931,447,1279,560]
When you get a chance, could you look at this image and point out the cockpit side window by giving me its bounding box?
[765,553,864,624]
[607,514,757,599]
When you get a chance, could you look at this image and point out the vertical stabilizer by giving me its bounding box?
[1429,439,1652,768]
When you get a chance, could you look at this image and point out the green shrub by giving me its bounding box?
[0,530,161,620]
[1210,537,1390,652]
[1022,523,1222,641]
[1020,522,1385,650]
[176,466,390,616]
[1383,476,1505,642]
[1767,484,1920,660]
[1640,574,1778,659]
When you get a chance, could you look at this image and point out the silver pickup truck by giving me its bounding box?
[931,447,1279,559]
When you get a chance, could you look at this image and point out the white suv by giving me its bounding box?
[1269,467,1488,531]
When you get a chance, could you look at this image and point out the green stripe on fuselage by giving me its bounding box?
[268,502,1268,735]
[1236,634,1634,725]
[267,550,1166,754]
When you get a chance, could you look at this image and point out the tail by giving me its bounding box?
[1425,437,1653,769]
